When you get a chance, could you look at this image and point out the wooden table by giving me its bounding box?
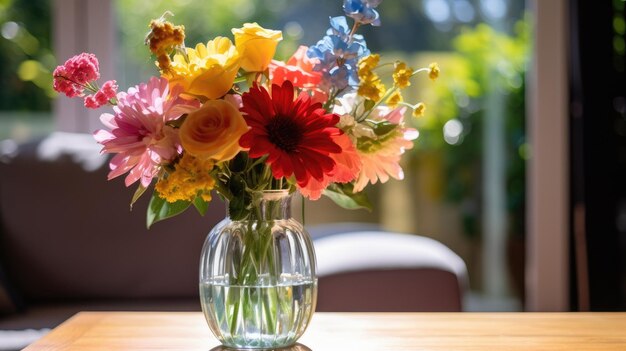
[24,312,626,350]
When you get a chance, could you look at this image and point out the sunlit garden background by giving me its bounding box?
[0,0,529,310]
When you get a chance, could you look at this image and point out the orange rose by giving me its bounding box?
[180,99,249,162]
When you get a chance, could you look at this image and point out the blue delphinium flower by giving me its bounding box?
[343,0,382,26]
[327,15,351,40]
[307,16,370,91]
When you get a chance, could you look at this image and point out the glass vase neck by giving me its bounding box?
[227,189,293,221]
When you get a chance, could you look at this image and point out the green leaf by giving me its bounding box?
[193,196,209,216]
[228,174,246,197]
[130,184,148,211]
[228,195,250,221]
[364,99,376,111]
[229,152,248,173]
[323,183,373,211]
[371,120,398,136]
[226,173,253,220]
[147,193,191,229]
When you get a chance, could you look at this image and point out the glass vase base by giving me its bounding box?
[209,342,313,351]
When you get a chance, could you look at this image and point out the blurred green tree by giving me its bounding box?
[412,18,530,239]
[0,0,54,111]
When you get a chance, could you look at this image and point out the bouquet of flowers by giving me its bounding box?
[53,2,440,348]
[52,1,438,227]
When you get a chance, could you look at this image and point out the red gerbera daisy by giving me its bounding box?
[239,80,342,187]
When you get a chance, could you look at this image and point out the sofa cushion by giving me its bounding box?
[0,133,225,303]
[314,231,469,311]
[0,144,23,316]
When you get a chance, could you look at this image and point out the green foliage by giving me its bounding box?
[227,173,253,220]
[0,0,55,112]
[130,184,148,210]
[193,197,210,216]
[147,192,191,228]
[414,18,530,238]
[370,119,398,137]
[323,183,373,211]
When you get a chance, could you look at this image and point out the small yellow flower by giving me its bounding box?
[412,102,426,118]
[358,79,386,101]
[357,54,380,81]
[386,90,403,107]
[146,19,185,54]
[358,54,380,72]
[428,62,440,81]
[145,17,185,71]
[164,37,241,99]
[393,61,413,89]
[156,54,172,72]
[358,68,374,82]
[155,154,216,203]
[232,23,282,72]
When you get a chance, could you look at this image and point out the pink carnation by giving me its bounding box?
[99,80,118,99]
[53,53,101,98]
[84,80,118,109]
[93,77,200,187]
[53,66,82,97]
[83,95,100,109]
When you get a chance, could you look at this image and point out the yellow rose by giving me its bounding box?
[232,23,282,72]
[180,99,249,162]
[165,37,240,99]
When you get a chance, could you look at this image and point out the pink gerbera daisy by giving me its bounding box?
[239,80,342,187]
[93,76,200,187]
[353,106,418,192]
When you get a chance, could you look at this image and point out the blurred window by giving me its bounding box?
[115,0,529,311]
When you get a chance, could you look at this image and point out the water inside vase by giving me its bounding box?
[200,274,317,349]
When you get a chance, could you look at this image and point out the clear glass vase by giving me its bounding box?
[199,190,317,349]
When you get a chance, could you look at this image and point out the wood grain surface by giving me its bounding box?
[23,312,626,350]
